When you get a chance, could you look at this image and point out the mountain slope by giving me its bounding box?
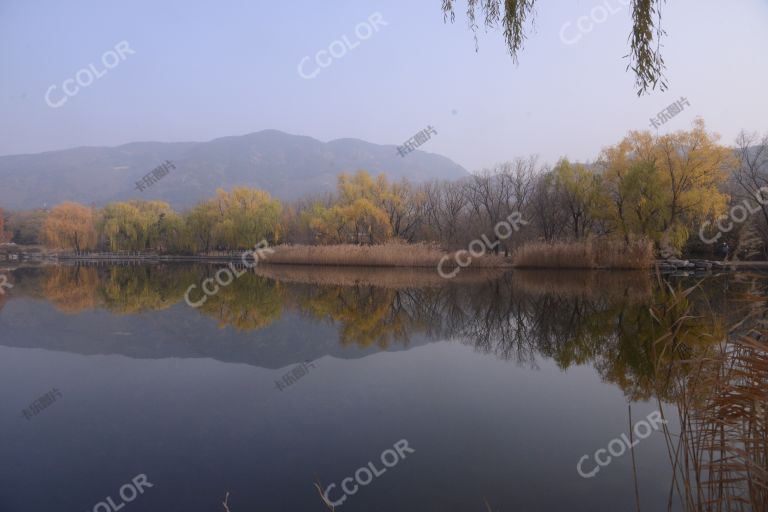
[0,130,468,209]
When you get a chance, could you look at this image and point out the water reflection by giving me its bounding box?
[2,262,766,511]
[646,280,768,511]
[2,263,742,401]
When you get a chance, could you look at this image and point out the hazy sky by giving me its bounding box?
[1,0,766,171]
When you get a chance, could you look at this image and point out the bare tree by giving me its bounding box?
[464,166,513,253]
[381,179,425,242]
[423,180,468,246]
[734,131,768,255]
[530,168,568,242]
[499,156,537,252]
[505,156,537,214]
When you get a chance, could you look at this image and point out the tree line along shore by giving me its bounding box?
[1,120,766,269]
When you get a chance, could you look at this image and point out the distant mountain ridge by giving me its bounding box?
[0,130,469,210]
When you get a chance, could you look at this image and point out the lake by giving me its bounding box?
[0,263,759,511]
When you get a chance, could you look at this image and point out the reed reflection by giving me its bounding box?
[7,262,767,509]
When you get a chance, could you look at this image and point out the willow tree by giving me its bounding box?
[553,159,604,239]
[99,200,182,252]
[211,187,282,249]
[598,121,733,253]
[599,131,667,243]
[42,202,97,252]
[185,199,219,253]
[440,0,667,95]
[307,171,393,244]
[654,119,734,250]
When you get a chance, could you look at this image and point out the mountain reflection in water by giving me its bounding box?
[1,263,741,400]
[1,263,766,511]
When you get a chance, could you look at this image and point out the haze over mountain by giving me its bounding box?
[0,130,468,210]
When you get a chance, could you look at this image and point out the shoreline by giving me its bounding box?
[3,245,767,272]
[4,254,768,273]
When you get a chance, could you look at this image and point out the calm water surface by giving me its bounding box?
[0,263,753,511]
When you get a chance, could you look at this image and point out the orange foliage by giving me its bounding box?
[42,202,97,252]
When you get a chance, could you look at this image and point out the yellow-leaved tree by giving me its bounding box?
[42,202,97,252]
[99,200,182,252]
[553,159,604,239]
[598,119,734,254]
[654,119,734,251]
[307,171,392,244]
[210,187,282,249]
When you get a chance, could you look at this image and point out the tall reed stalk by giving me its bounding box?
[651,275,767,511]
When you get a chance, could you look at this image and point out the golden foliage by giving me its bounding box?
[599,119,734,252]
[99,200,181,252]
[42,202,97,252]
[42,265,101,313]
[210,187,282,249]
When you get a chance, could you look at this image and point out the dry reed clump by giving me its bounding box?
[263,242,443,267]
[658,336,768,512]
[262,242,511,268]
[648,277,768,512]
[512,238,654,269]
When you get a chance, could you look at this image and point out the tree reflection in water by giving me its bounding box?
[24,263,735,396]
[11,262,768,509]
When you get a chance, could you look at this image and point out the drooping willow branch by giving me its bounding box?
[441,0,667,96]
